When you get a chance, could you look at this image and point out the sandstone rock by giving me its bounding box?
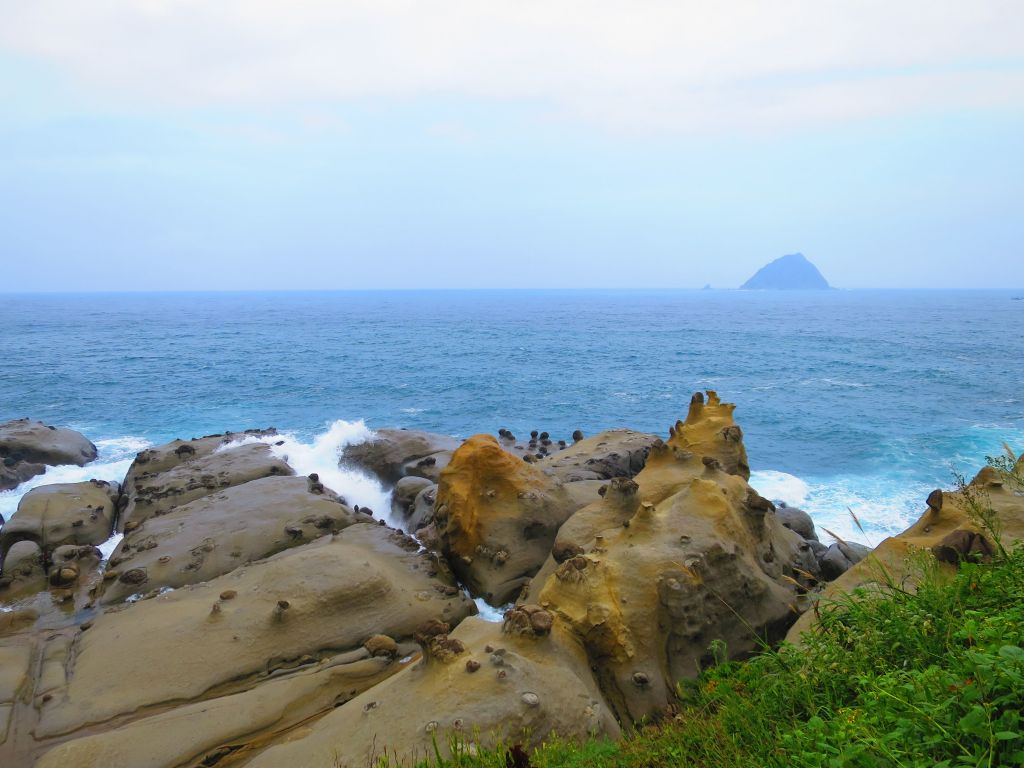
[818,540,870,580]
[0,419,97,491]
[774,503,818,541]
[391,476,435,521]
[341,428,461,485]
[666,391,750,479]
[100,476,372,603]
[0,480,117,562]
[435,435,597,606]
[536,429,658,482]
[33,523,474,741]
[120,430,278,489]
[118,441,293,531]
[240,618,619,767]
[525,393,806,723]
[364,634,399,658]
[409,483,439,532]
[34,651,402,768]
[0,540,46,597]
[786,460,1024,644]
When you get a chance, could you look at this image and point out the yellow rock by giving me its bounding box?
[436,435,599,605]
[786,459,1024,644]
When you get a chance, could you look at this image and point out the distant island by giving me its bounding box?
[741,252,832,290]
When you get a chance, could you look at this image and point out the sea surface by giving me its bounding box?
[2,289,1022,546]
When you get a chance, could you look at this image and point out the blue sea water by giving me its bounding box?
[1,289,1022,545]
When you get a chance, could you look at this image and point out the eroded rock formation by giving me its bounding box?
[786,456,1024,644]
[0,420,97,492]
[3,404,1016,768]
[433,434,601,605]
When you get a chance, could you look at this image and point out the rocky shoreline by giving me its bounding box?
[1,393,1020,767]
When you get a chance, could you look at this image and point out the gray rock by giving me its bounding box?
[0,419,97,491]
[119,442,293,531]
[774,503,818,541]
[1,480,118,562]
[391,476,435,521]
[409,484,438,532]
[341,429,460,485]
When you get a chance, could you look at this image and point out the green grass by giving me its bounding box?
[395,543,1024,768]
[387,454,1024,768]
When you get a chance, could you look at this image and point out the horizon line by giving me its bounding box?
[3,287,1024,296]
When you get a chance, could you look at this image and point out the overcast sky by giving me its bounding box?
[2,1,1022,290]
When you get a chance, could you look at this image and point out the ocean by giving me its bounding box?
[2,289,1022,546]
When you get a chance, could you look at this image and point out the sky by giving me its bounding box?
[1,1,1023,291]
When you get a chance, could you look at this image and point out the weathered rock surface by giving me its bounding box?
[537,429,657,482]
[524,392,810,723]
[28,523,473,749]
[100,475,373,603]
[0,480,117,563]
[0,420,97,491]
[241,617,619,767]
[818,540,870,580]
[786,458,1024,644]
[0,541,46,597]
[435,435,601,606]
[774,502,817,541]
[391,475,435,521]
[342,428,461,485]
[118,441,293,531]
[34,651,405,768]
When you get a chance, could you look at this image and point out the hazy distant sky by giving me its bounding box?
[2,1,1022,290]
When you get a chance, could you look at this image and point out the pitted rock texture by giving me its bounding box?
[435,435,599,606]
[342,428,461,485]
[786,457,1024,645]
[0,480,117,563]
[239,617,619,767]
[536,429,657,482]
[523,393,809,723]
[118,441,293,531]
[666,391,750,479]
[29,523,473,746]
[0,420,97,491]
[100,475,373,603]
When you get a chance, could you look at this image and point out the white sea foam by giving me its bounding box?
[749,470,810,508]
[98,532,124,561]
[474,597,510,623]
[219,420,393,526]
[750,469,929,548]
[0,436,150,528]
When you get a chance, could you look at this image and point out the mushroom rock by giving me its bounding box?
[524,394,810,723]
[786,457,1024,645]
[666,391,750,479]
[99,475,373,604]
[435,435,596,606]
[341,429,462,485]
[239,617,619,768]
[118,442,293,531]
[0,480,118,563]
[0,419,97,492]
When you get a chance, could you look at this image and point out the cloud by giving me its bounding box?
[1,0,1022,132]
